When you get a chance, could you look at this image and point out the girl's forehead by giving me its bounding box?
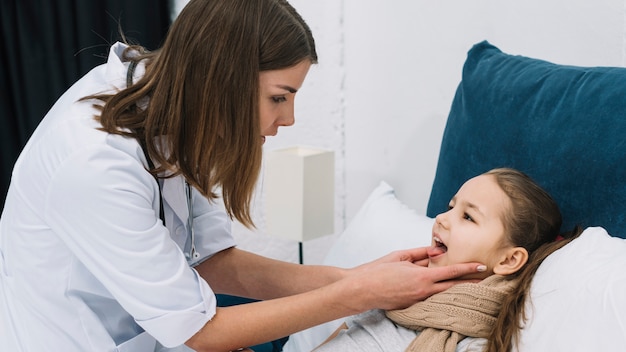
[457,175,510,217]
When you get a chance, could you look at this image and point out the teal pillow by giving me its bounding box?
[427,41,626,239]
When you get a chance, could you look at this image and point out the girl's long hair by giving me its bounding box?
[484,168,583,352]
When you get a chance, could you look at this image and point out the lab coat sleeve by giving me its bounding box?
[43,141,216,347]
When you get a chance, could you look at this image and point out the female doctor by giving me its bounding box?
[0,0,485,351]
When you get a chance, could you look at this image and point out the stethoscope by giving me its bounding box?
[138,143,199,264]
[128,60,198,264]
[183,180,199,262]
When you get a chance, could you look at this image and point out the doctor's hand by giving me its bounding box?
[360,246,434,267]
[345,247,485,310]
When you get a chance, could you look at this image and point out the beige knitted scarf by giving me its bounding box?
[385,275,517,352]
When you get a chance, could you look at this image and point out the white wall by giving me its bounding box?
[173,0,626,264]
[343,0,625,218]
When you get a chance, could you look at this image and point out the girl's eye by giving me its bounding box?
[272,96,287,103]
[447,204,453,210]
[463,213,474,222]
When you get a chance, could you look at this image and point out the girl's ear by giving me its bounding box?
[493,247,529,275]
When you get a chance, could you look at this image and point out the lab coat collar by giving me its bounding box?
[104,42,146,91]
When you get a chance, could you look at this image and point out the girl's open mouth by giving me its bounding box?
[434,236,448,252]
[428,236,448,260]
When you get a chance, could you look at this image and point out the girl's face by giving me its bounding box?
[428,174,513,279]
[258,60,311,144]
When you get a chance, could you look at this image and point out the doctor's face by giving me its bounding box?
[258,60,311,144]
[428,174,512,279]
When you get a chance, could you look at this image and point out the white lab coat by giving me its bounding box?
[0,43,236,351]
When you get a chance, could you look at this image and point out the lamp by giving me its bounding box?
[264,146,335,264]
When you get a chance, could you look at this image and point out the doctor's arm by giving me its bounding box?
[188,247,484,351]
[194,247,345,299]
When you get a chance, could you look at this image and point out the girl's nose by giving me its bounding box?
[435,212,449,229]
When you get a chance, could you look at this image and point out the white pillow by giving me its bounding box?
[517,226,626,350]
[323,181,434,268]
[283,181,435,352]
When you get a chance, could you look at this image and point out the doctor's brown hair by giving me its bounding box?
[89,0,317,227]
[484,168,582,352]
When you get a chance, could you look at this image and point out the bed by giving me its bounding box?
[283,41,626,351]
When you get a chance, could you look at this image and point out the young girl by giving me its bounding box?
[315,167,582,352]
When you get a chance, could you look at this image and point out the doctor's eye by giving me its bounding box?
[272,96,287,103]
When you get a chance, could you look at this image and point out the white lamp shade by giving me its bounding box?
[265,147,334,242]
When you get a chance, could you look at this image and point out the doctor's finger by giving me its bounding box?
[430,262,486,282]
[394,247,431,262]
[413,258,429,267]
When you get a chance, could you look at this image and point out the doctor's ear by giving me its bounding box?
[493,247,529,276]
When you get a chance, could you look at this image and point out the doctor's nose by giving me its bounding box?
[278,100,296,127]
[280,115,294,127]
[276,112,295,127]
